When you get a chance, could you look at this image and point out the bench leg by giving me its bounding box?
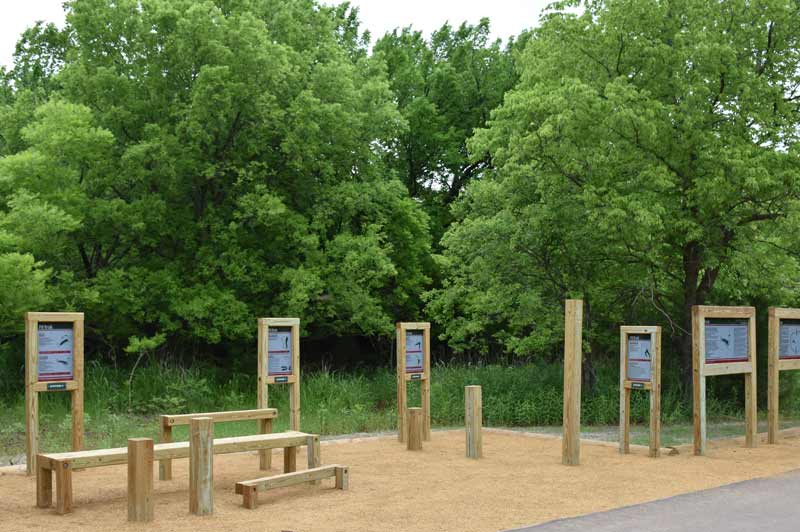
[242,485,258,509]
[283,447,297,473]
[159,424,172,481]
[307,435,321,485]
[55,462,73,515]
[335,466,349,490]
[259,418,272,471]
[36,464,52,508]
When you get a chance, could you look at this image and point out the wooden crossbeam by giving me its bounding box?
[236,465,349,509]
[161,408,278,427]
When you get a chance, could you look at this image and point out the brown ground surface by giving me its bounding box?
[2,429,800,532]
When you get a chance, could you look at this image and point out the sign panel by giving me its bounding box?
[267,327,293,376]
[626,334,652,381]
[704,319,749,363]
[37,322,74,382]
[405,330,424,373]
[779,319,800,359]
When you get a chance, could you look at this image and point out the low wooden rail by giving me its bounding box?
[160,408,278,480]
[236,465,348,509]
[37,430,316,514]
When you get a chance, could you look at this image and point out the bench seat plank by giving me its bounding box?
[40,431,310,470]
[162,408,278,427]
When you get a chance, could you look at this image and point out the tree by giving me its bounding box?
[430,0,800,385]
[374,20,526,240]
[0,0,431,362]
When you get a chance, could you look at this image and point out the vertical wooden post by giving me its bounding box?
[744,312,758,448]
[650,327,662,458]
[562,299,583,466]
[397,324,408,443]
[692,306,706,456]
[407,407,423,451]
[128,438,154,523]
[768,307,780,444]
[158,419,173,480]
[335,466,349,490]
[618,330,630,454]
[465,385,482,459]
[307,434,321,485]
[257,319,272,470]
[54,462,73,515]
[36,463,52,508]
[421,326,431,441]
[290,322,301,431]
[283,447,297,473]
[25,317,38,475]
[71,317,85,453]
[189,417,213,516]
[259,418,273,471]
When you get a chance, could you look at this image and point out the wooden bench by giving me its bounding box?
[37,430,319,514]
[159,408,278,480]
[235,465,349,509]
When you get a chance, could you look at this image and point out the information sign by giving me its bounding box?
[705,319,749,363]
[267,327,293,376]
[626,334,652,381]
[405,331,424,373]
[37,322,74,382]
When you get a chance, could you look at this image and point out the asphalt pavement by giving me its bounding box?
[507,470,800,532]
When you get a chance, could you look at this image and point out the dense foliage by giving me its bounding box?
[1,0,799,400]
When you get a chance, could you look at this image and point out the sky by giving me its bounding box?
[0,0,551,70]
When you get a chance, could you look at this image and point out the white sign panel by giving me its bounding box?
[626,334,652,381]
[267,327,293,376]
[37,322,74,382]
[779,320,800,359]
[405,331,424,373]
[704,319,749,363]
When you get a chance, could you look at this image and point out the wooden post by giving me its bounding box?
[407,407,423,451]
[465,385,482,459]
[335,466,349,490]
[158,421,172,480]
[283,447,297,473]
[768,307,780,444]
[692,306,757,456]
[189,417,213,516]
[36,463,52,508]
[258,317,301,468]
[619,326,661,457]
[397,322,431,443]
[55,461,73,515]
[307,434,321,485]
[128,438,154,522]
[562,299,583,466]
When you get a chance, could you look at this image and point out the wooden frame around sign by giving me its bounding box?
[396,322,431,443]
[619,326,661,457]
[692,305,757,456]
[257,317,300,470]
[25,312,85,475]
[768,307,800,444]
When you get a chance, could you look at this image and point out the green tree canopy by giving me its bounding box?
[428,0,800,381]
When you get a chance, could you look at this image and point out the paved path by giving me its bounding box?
[508,470,800,532]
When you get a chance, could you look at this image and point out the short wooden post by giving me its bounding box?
[242,485,258,509]
[189,417,213,516]
[407,407,423,451]
[562,299,583,466]
[465,386,482,459]
[335,466,349,490]
[36,463,52,508]
[259,418,273,470]
[308,434,321,485]
[128,438,154,522]
[55,462,73,515]
[284,447,297,473]
[158,420,172,480]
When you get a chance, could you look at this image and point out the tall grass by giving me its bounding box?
[1,359,795,457]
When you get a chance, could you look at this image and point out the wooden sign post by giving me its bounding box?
[562,300,583,466]
[25,312,84,475]
[257,317,300,469]
[768,307,800,444]
[619,326,661,457]
[396,322,431,443]
[692,305,757,456]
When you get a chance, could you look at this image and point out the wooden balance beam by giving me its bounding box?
[159,408,278,480]
[37,431,318,514]
[235,465,349,509]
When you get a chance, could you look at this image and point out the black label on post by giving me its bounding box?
[275,376,289,383]
[631,382,645,390]
[410,373,422,380]
[47,382,67,391]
